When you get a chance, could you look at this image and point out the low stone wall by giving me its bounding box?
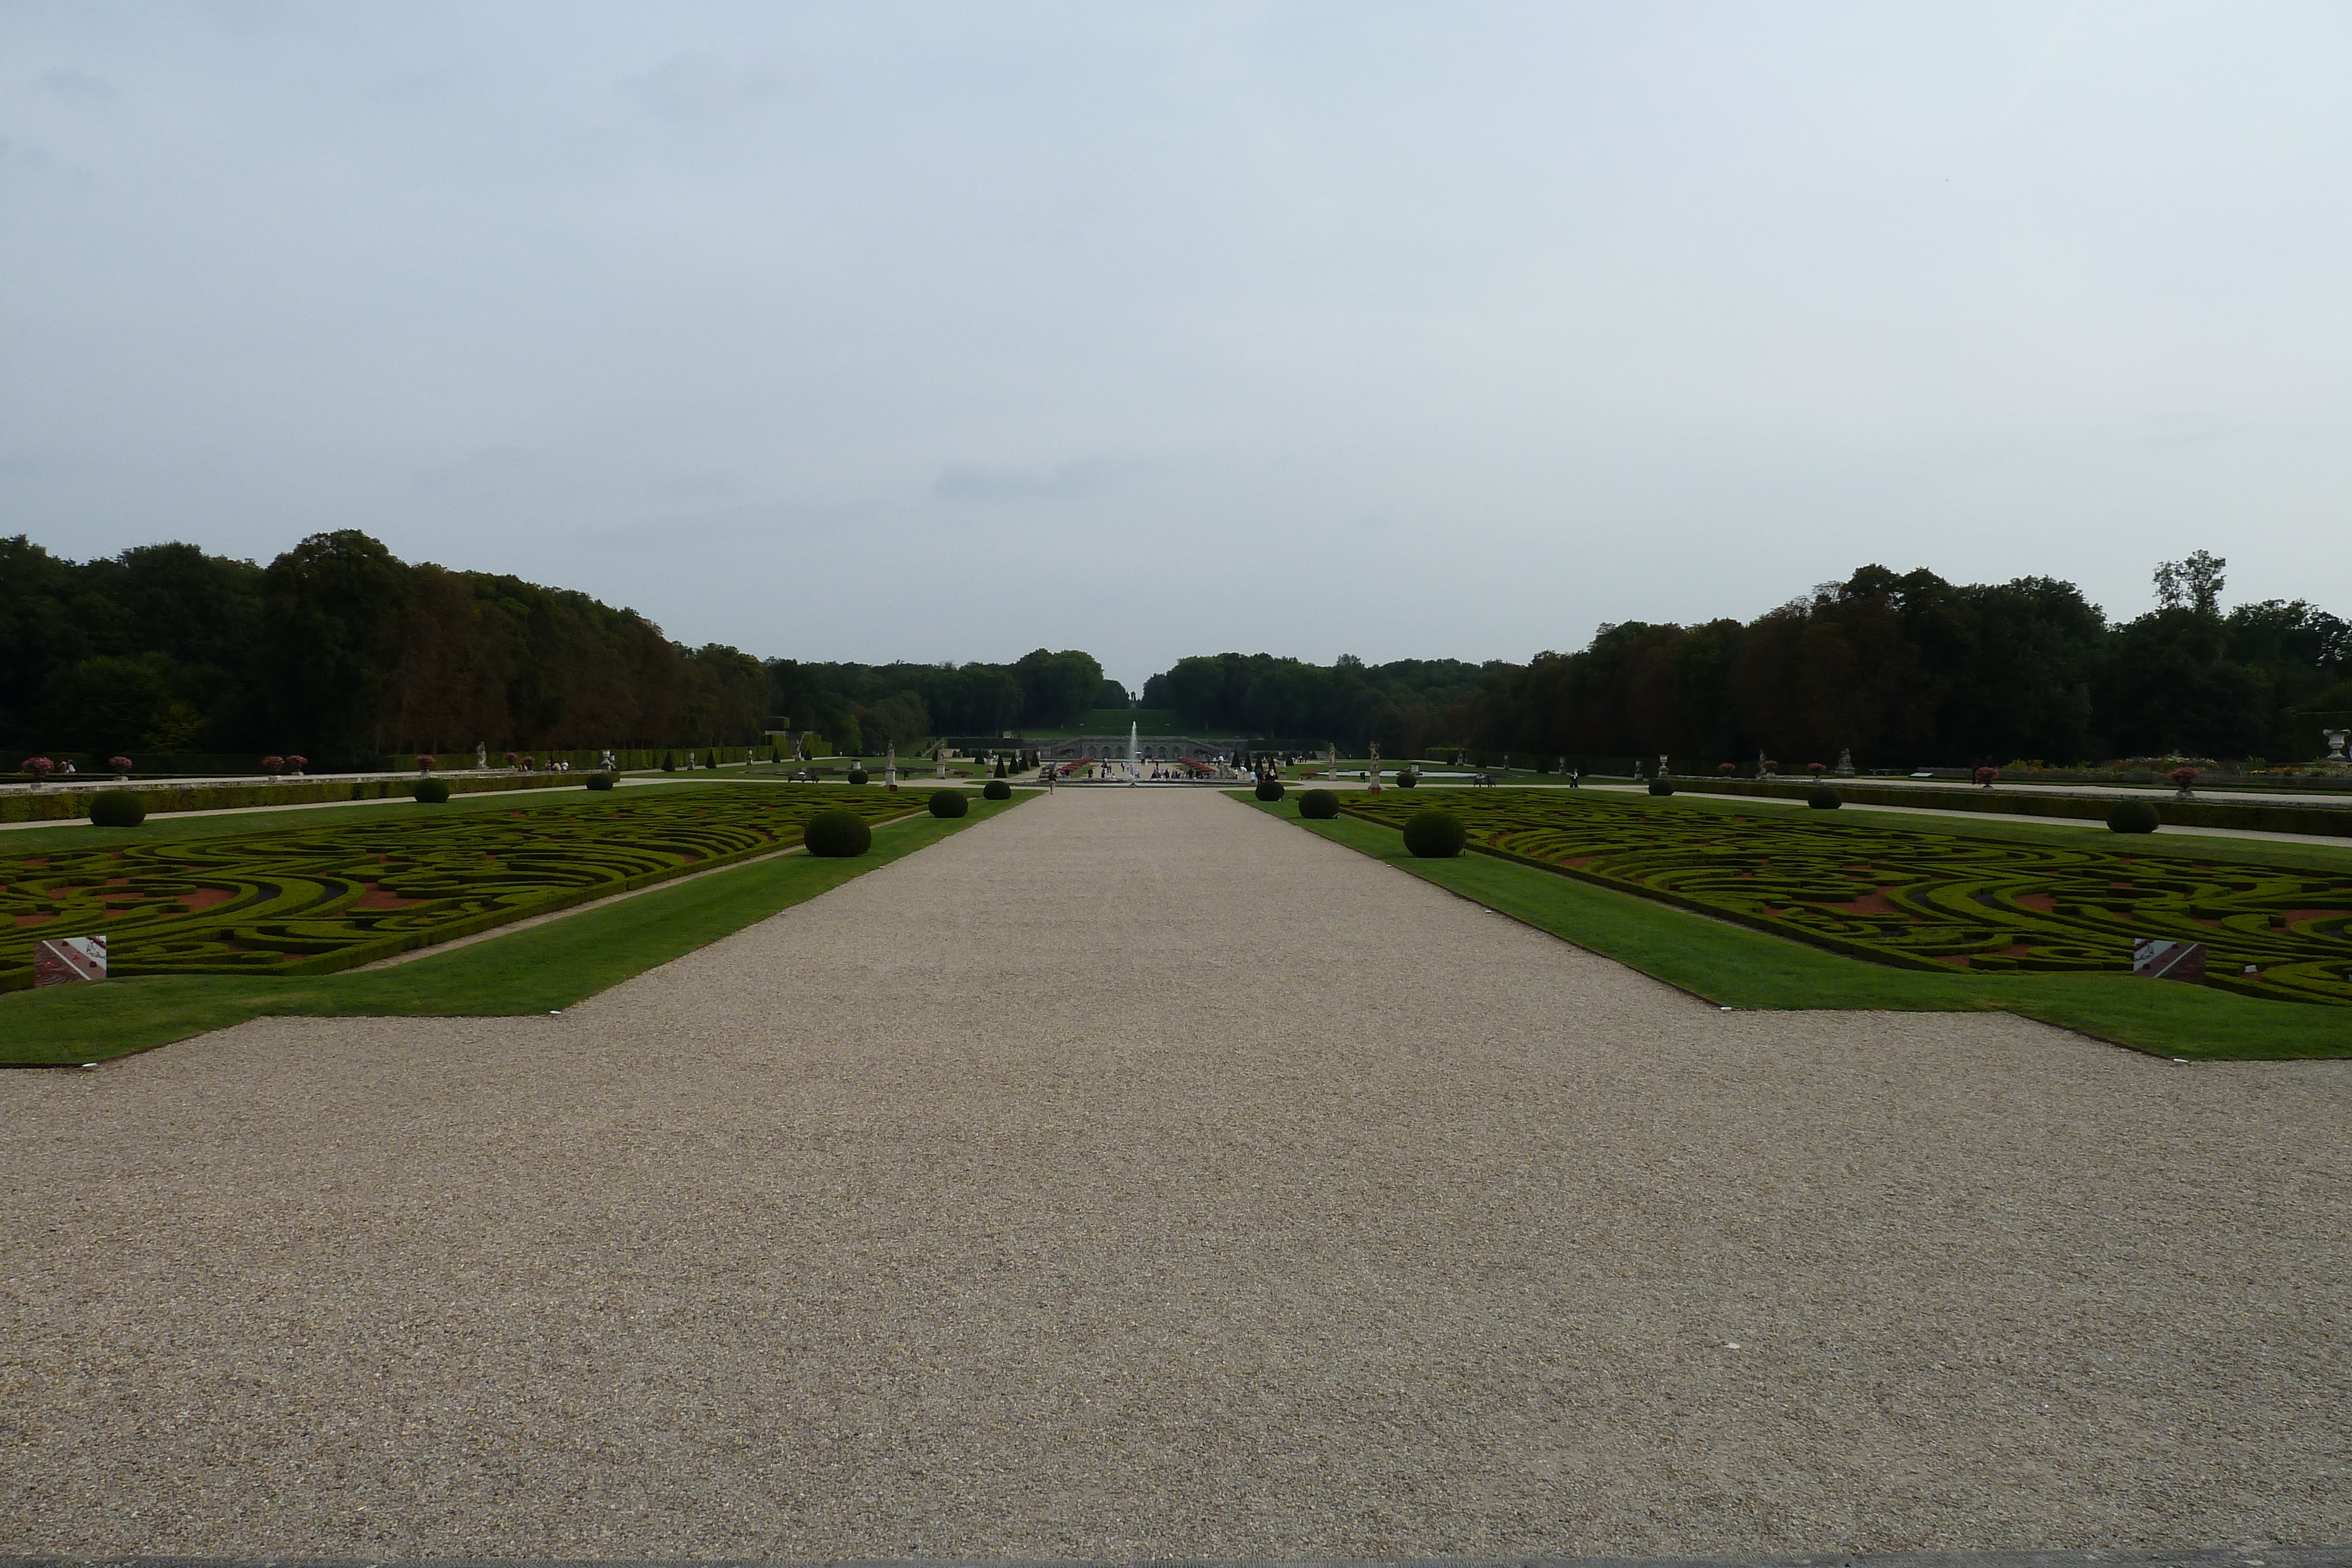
[0,772,586,824]
[1659,776,2352,839]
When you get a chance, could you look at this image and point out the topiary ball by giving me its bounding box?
[1255,779,1285,801]
[585,772,616,791]
[983,778,1011,800]
[1649,778,1675,797]
[1299,788,1339,820]
[1808,784,1842,810]
[1395,771,1418,789]
[928,788,968,818]
[89,790,145,828]
[414,778,451,804]
[803,810,872,857]
[1402,809,1467,858]
[846,767,870,785]
[2107,799,2160,834]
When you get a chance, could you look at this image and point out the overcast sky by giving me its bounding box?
[5,2,2348,687]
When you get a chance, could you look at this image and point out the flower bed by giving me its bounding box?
[0,787,920,989]
[1339,789,2352,1007]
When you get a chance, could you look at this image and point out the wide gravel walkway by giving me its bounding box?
[4,788,2347,1559]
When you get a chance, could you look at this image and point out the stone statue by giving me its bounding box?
[1658,753,1669,779]
[1835,747,1855,777]
[885,741,898,789]
[1368,738,1381,794]
[475,741,487,770]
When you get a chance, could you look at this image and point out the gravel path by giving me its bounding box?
[4,787,2346,1559]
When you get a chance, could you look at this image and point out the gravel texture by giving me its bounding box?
[2,787,2346,1559]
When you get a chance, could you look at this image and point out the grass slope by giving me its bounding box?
[1247,797,2351,1061]
[4,792,1025,1065]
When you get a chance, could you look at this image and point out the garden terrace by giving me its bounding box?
[1341,789,2352,1008]
[0,786,920,989]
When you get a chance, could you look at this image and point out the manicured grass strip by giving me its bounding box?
[1244,797,2350,1061]
[1,794,1027,1065]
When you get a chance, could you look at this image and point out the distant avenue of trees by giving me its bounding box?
[6,533,2342,770]
[1146,554,2349,768]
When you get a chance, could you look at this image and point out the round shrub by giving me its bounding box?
[584,771,616,791]
[1402,809,1467,858]
[1808,784,1842,810]
[1299,788,1339,820]
[2107,799,2160,834]
[803,810,872,857]
[89,790,146,828]
[983,778,1011,800]
[1395,770,1418,789]
[1254,778,1285,801]
[928,788,969,818]
[846,767,870,785]
[1649,778,1675,797]
[414,778,451,804]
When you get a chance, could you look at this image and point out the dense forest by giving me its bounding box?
[0,530,1108,764]
[1,530,769,765]
[1144,554,2350,767]
[6,532,2343,769]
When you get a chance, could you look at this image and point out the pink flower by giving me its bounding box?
[261,755,285,775]
[22,757,55,780]
[109,755,134,773]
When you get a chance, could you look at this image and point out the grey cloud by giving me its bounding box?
[36,68,116,102]
[619,49,814,123]
[934,459,1130,503]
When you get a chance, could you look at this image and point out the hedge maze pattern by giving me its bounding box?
[2,788,922,988]
[1343,790,2352,1007]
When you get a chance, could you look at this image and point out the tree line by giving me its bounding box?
[8,531,2340,770]
[2,530,769,766]
[1146,554,2350,767]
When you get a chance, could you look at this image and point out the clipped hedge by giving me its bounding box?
[413,778,452,804]
[846,767,870,786]
[928,789,970,819]
[1402,810,1467,858]
[0,771,586,824]
[88,791,146,828]
[1808,785,1842,810]
[1255,779,1285,802]
[1299,788,1340,820]
[2108,800,2160,834]
[983,778,1011,800]
[1661,776,2352,840]
[803,810,873,857]
[585,772,617,791]
[1649,778,1675,797]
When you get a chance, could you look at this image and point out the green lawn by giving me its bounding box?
[1244,795,2351,1061]
[3,791,1028,1066]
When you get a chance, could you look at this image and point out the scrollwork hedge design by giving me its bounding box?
[2,788,920,988]
[1341,790,2352,1007]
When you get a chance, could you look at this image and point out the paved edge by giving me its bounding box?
[4,1552,2343,1568]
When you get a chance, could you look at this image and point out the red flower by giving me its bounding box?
[261,755,285,775]
[1717,762,1735,775]
[1973,765,1999,787]
[2169,766,2199,788]
[21,757,55,779]
[285,755,306,773]
[109,755,134,773]
[1808,763,1826,776]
